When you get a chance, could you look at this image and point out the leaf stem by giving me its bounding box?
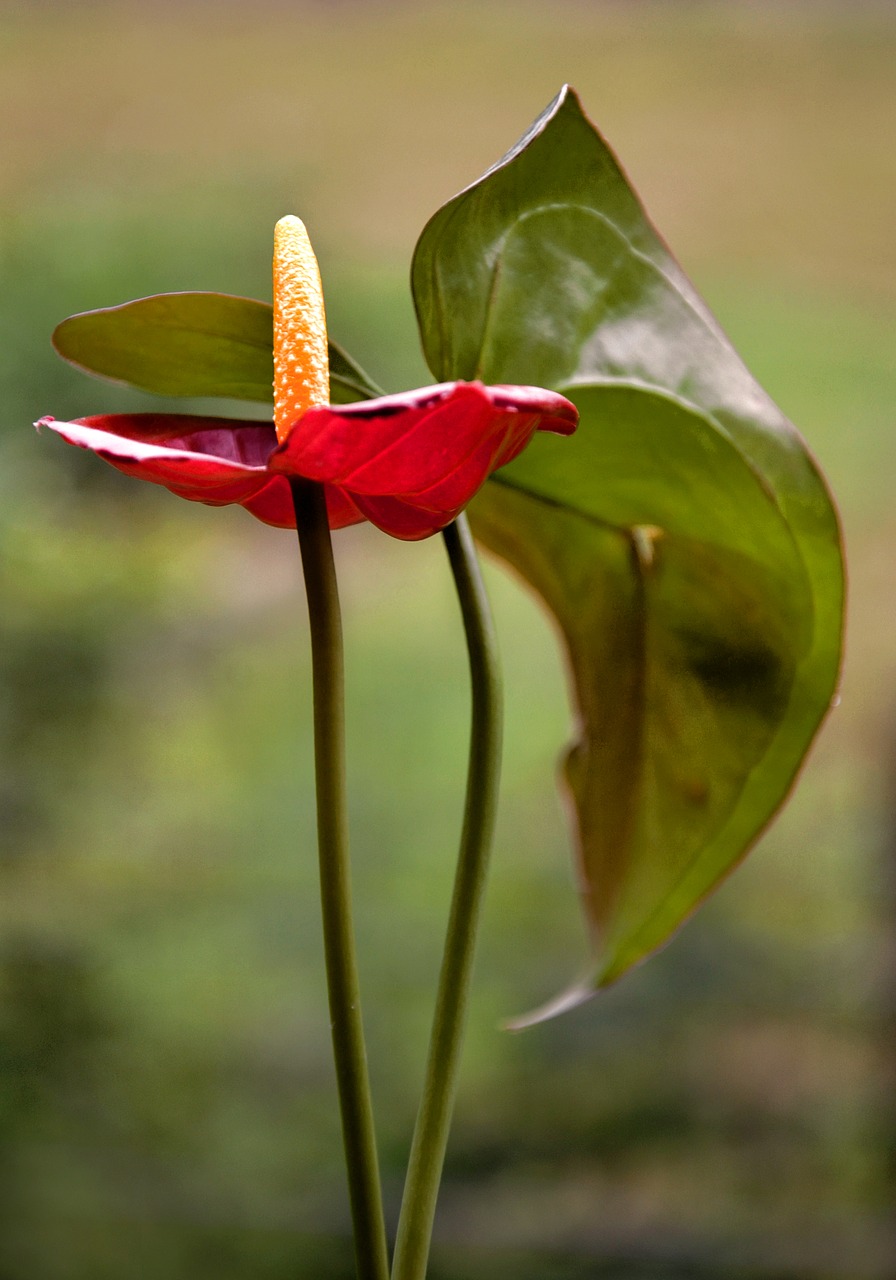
[292,478,390,1280]
[391,513,503,1280]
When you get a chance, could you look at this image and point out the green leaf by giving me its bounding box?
[53,292,382,406]
[412,86,844,1003]
[327,337,384,403]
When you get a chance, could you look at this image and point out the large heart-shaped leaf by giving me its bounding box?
[412,86,844,1005]
[53,292,382,405]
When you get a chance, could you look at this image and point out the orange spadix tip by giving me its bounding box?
[273,215,329,443]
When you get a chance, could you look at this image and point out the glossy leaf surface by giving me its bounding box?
[53,292,381,406]
[412,86,844,998]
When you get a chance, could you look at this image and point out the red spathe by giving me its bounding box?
[38,381,577,540]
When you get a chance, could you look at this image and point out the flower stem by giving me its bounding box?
[291,478,390,1280]
[391,513,503,1280]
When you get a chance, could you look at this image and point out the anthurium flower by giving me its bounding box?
[38,218,577,541]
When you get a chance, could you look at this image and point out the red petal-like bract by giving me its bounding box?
[273,382,577,538]
[38,382,576,540]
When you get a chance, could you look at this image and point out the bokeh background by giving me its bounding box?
[2,2,894,1277]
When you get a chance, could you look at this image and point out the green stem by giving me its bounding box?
[292,478,390,1280]
[391,513,504,1280]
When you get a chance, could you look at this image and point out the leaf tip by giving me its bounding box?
[502,978,594,1032]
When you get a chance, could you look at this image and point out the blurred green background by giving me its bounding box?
[1,2,894,1277]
